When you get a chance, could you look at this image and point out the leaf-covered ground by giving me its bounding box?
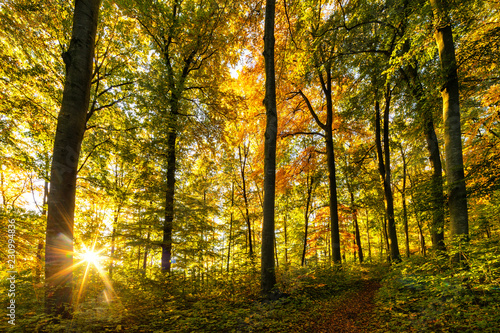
[307,279,382,333]
[4,239,500,333]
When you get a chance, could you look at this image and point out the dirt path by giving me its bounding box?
[308,279,382,332]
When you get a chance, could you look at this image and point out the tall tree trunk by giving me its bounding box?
[430,0,468,254]
[301,173,314,266]
[345,161,363,264]
[409,172,427,256]
[143,226,151,271]
[375,96,401,262]
[400,145,410,258]
[351,193,363,263]
[298,66,342,264]
[35,180,48,284]
[325,131,342,263]
[227,183,234,273]
[366,210,372,261]
[45,0,100,318]
[401,58,445,251]
[261,0,277,297]
[382,215,390,261]
[0,169,5,209]
[108,207,120,279]
[239,145,253,258]
[284,209,288,264]
[275,236,279,268]
[162,115,177,273]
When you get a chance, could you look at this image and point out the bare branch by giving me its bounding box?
[77,138,111,174]
[280,131,325,138]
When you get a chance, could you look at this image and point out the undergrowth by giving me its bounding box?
[1,263,378,332]
[9,242,500,333]
[374,236,500,332]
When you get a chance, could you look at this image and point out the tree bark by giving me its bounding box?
[301,173,314,266]
[261,0,277,297]
[366,210,372,261]
[375,96,401,262]
[351,193,363,263]
[400,57,445,251]
[162,115,177,272]
[430,0,469,250]
[227,182,234,273]
[298,66,342,264]
[325,131,342,263]
[108,207,120,279]
[239,145,253,258]
[400,146,410,258]
[45,0,100,318]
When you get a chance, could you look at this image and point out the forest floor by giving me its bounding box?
[308,278,382,332]
[5,248,500,332]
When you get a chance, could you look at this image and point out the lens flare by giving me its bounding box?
[80,249,103,267]
[74,242,116,309]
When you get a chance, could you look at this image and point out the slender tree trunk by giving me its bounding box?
[284,210,288,264]
[162,115,177,273]
[325,132,342,263]
[298,65,342,264]
[239,145,253,258]
[382,215,390,261]
[275,237,279,268]
[322,67,342,264]
[143,226,151,271]
[261,0,277,297]
[345,162,363,264]
[45,0,100,318]
[430,0,468,254]
[301,173,314,266]
[35,180,48,284]
[159,2,196,273]
[400,146,410,258]
[409,172,427,256]
[108,207,120,279]
[366,209,372,261]
[227,183,234,273]
[0,170,5,208]
[401,59,445,251]
[375,96,401,262]
[351,193,363,263]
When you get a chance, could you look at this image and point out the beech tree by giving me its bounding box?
[429,0,469,251]
[375,92,401,262]
[45,0,101,317]
[261,0,277,297]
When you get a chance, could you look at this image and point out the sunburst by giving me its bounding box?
[74,240,116,308]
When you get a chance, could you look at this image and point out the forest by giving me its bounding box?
[1,0,500,332]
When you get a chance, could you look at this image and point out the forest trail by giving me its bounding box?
[307,278,382,333]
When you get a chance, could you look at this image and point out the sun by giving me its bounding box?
[80,249,102,267]
[74,243,117,307]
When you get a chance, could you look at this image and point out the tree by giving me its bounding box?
[375,89,401,262]
[45,0,101,317]
[399,57,446,251]
[261,0,277,297]
[429,0,469,252]
[125,0,243,273]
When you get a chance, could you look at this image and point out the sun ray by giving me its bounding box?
[73,240,118,310]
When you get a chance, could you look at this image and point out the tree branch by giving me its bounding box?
[77,138,111,174]
[280,131,325,138]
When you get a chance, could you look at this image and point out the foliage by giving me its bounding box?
[0,263,386,332]
[375,236,500,332]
